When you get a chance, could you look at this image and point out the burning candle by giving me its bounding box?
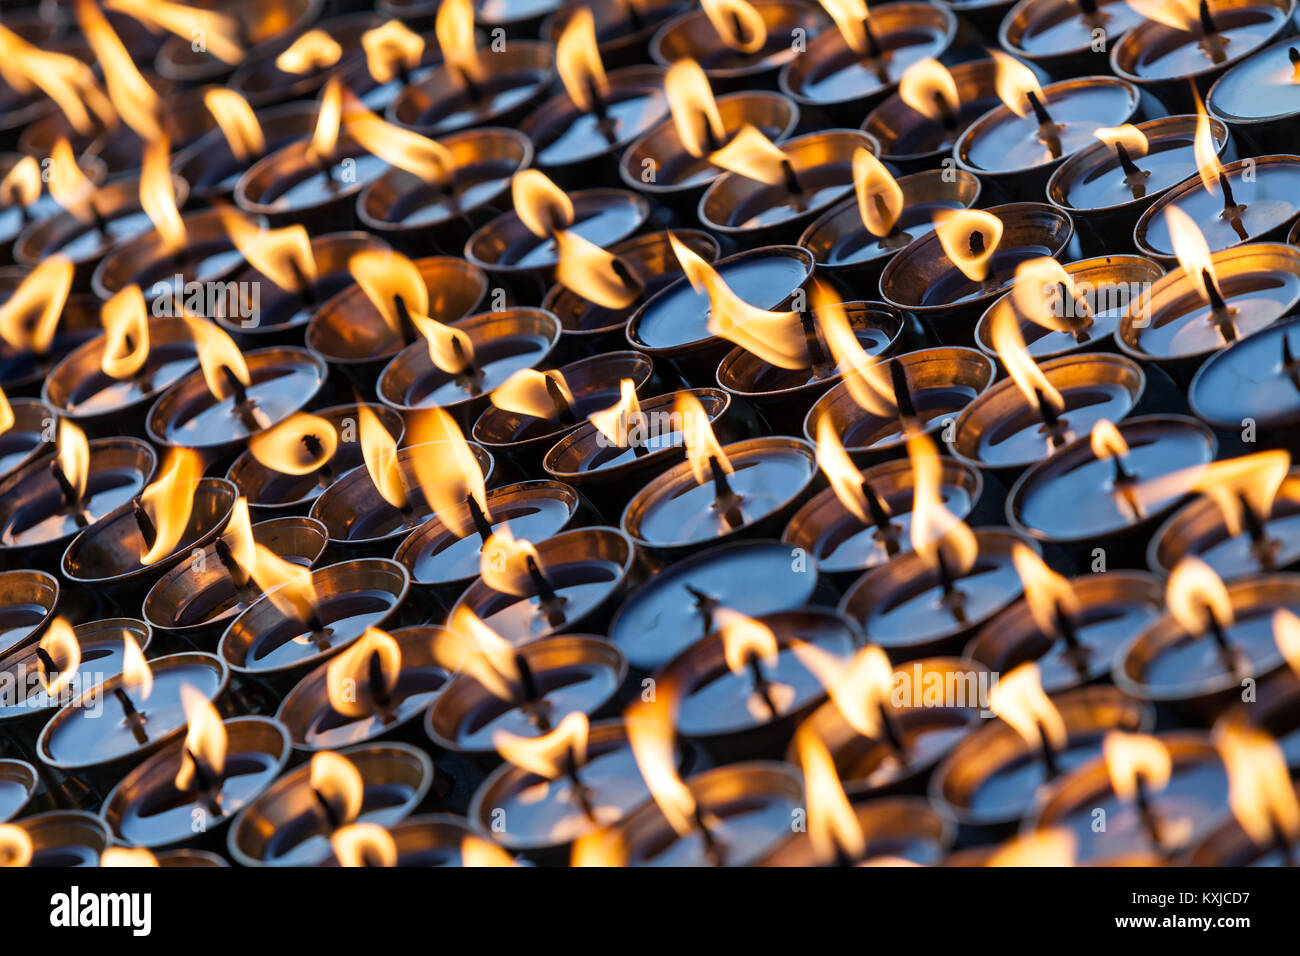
[1207,35,1300,155]
[0,569,58,659]
[0,152,103,265]
[229,14,381,109]
[543,0,691,66]
[0,265,102,399]
[337,19,446,113]
[1000,0,1148,77]
[777,0,957,124]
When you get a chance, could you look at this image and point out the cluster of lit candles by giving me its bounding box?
[2,0,1300,870]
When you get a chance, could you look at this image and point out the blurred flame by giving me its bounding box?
[48,139,99,224]
[436,0,483,85]
[794,642,893,739]
[1274,608,1300,676]
[1194,90,1223,195]
[203,89,265,162]
[100,847,158,867]
[1126,0,1199,32]
[221,497,256,576]
[819,0,874,56]
[1103,730,1172,800]
[181,315,251,403]
[358,403,407,511]
[494,711,589,778]
[908,430,977,577]
[0,387,11,436]
[491,369,574,420]
[462,835,516,867]
[0,26,113,136]
[0,825,31,867]
[480,524,543,597]
[326,627,401,717]
[556,9,609,114]
[987,663,1067,751]
[990,304,1065,414]
[310,77,342,165]
[665,59,725,159]
[899,58,959,123]
[1188,450,1290,537]
[816,414,872,524]
[933,208,1003,282]
[701,0,767,53]
[248,413,339,476]
[853,148,902,238]
[1090,418,1129,460]
[446,607,520,701]
[1012,544,1079,638]
[1166,555,1234,636]
[1010,257,1089,335]
[554,231,640,310]
[1095,124,1149,158]
[309,751,364,826]
[276,29,342,74]
[987,828,1077,866]
[0,156,39,209]
[77,0,160,140]
[349,249,429,336]
[57,418,89,503]
[332,822,397,867]
[407,406,488,539]
[708,124,791,187]
[106,0,243,64]
[218,209,318,293]
[717,607,779,676]
[512,169,575,238]
[1215,722,1300,847]
[588,379,643,448]
[669,232,806,369]
[37,618,80,697]
[362,20,424,84]
[625,678,696,835]
[140,136,185,253]
[100,286,151,379]
[989,49,1044,120]
[1164,205,1219,305]
[813,286,896,417]
[137,449,202,566]
[342,92,455,186]
[796,726,865,864]
[0,255,74,355]
[174,683,226,791]
[676,391,732,485]
[120,632,153,701]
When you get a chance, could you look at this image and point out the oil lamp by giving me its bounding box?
[388,0,555,137]
[0,152,104,265]
[149,0,318,84]
[0,18,98,151]
[226,403,406,518]
[543,0,691,66]
[930,674,1153,834]
[658,606,860,761]
[0,420,155,569]
[1147,451,1300,578]
[0,393,51,485]
[802,346,995,467]
[878,203,1075,338]
[146,317,328,458]
[792,651,986,800]
[99,709,291,851]
[1207,35,1300,154]
[649,0,829,92]
[618,59,800,215]
[1114,557,1299,720]
[226,743,433,865]
[1029,730,1228,863]
[953,51,1144,203]
[777,0,957,125]
[217,557,411,687]
[0,811,109,867]
[522,10,667,186]
[320,813,517,866]
[1000,0,1148,78]
[1005,415,1218,563]
[840,431,1031,659]
[973,253,1165,361]
[0,569,58,658]
[0,263,103,399]
[337,18,446,112]
[621,396,818,558]
[452,525,637,644]
[966,546,1165,693]
[0,759,35,822]
[425,612,628,755]
[1109,0,1296,113]
[228,14,381,109]
[276,625,461,750]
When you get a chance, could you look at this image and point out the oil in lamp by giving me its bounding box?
[965,545,1165,693]
[309,406,494,555]
[425,609,628,755]
[0,811,110,867]
[226,744,433,865]
[947,273,1152,473]
[930,671,1153,834]
[777,0,958,125]
[571,680,803,866]
[306,250,487,383]
[621,393,818,557]
[657,606,859,761]
[1030,730,1228,863]
[1000,0,1148,78]
[99,699,290,851]
[217,555,411,687]
[229,14,380,109]
[649,0,829,92]
[1207,35,1300,155]
[452,525,637,644]
[1114,556,1298,720]
[146,314,328,457]
[878,203,1075,338]
[1005,415,1218,563]
[464,168,650,302]
[973,253,1165,362]
[953,50,1144,203]
[0,569,58,658]
[1046,115,1233,257]
[1148,450,1300,579]
[387,0,556,137]
[1134,96,1300,259]
[1109,0,1296,113]
[0,388,51,484]
[276,625,461,750]
[618,58,800,215]
[799,147,982,291]
[839,431,1031,659]
[792,650,986,800]
[522,10,667,186]
[783,421,988,583]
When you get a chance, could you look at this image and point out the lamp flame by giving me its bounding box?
[676,391,732,485]
[989,49,1045,120]
[853,148,902,238]
[406,406,489,540]
[491,369,575,421]
[494,711,590,779]
[0,255,74,355]
[105,0,244,64]
[310,76,342,166]
[816,414,872,525]
[174,683,226,791]
[0,825,31,867]
[37,618,80,697]
[987,828,1077,866]
[48,139,99,225]
[625,677,697,836]
[309,751,364,826]
[990,302,1066,414]
[0,26,113,136]
[1164,205,1220,306]
[446,607,520,700]
[1012,543,1079,638]
[358,403,407,511]
[1166,555,1234,636]
[77,0,160,140]
[120,633,153,701]
[1095,123,1149,158]
[248,413,339,476]
[708,124,792,187]
[933,208,1003,282]
[512,169,575,238]
[700,0,767,53]
[1188,450,1290,537]
[326,627,401,718]
[203,89,266,162]
[276,29,342,74]
[899,58,959,123]
[987,663,1067,751]
[1090,418,1129,460]
[1103,730,1172,801]
[362,20,424,84]
[556,9,609,114]
[0,156,40,210]
[349,249,429,337]
[218,209,318,293]
[181,315,250,403]
[588,379,643,448]
[1274,608,1300,676]
[140,135,185,253]
[1215,721,1300,848]
[436,0,483,85]
[57,418,89,504]
[342,91,455,186]
[1010,257,1091,335]
[796,725,866,864]
[794,642,894,739]
[480,524,544,598]
[100,286,151,380]
[665,59,725,159]
[137,449,203,566]
[332,822,397,867]
[907,430,977,577]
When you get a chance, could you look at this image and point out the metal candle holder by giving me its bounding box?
[999,0,1147,79]
[7,811,110,867]
[0,278,101,398]
[0,569,58,658]
[759,796,957,866]
[1207,35,1300,155]
[0,398,54,485]
[0,758,37,821]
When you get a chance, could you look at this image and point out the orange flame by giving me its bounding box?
[554,231,640,310]
[700,0,767,53]
[0,255,74,355]
[512,169,575,238]
[1215,722,1300,847]
[309,751,364,826]
[406,407,489,539]
[120,632,154,701]
[57,418,89,504]
[1164,206,1220,306]
[48,139,99,225]
[987,828,1077,866]
[1188,450,1290,537]
[588,379,643,448]
[106,0,243,64]
[342,92,455,186]
[0,386,11,436]
[100,286,151,380]
[137,449,203,566]
[708,124,792,187]
[718,607,779,675]
[493,711,589,778]
[812,286,896,417]
[37,618,80,697]
[676,391,732,485]
[462,835,516,867]
[181,315,251,403]
[218,209,318,293]
[362,20,424,84]
[221,497,256,576]
[1166,556,1234,636]
[174,683,226,791]
[248,413,339,476]
[99,847,159,867]
[899,58,959,124]
[556,9,609,114]
[1126,0,1199,32]
[816,414,873,525]
[990,303,1065,414]
[0,156,40,210]
[1274,608,1300,676]
[852,148,902,238]
[794,641,893,738]
[1193,90,1223,196]
[0,26,113,136]
[796,725,865,863]
[358,403,407,511]
[1103,730,1172,801]
[331,822,397,867]
[1012,543,1079,638]
[665,59,725,160]
[480,524,544,597]
[436,0,483,85]
[625,678,696,835]
[907,430,977,577]
[203,89,265,162]
[1090,418,1129,460]
[140,136,185,253]
[310,77,343,166]
[819,0,874,57]
[326,627,402,718]
[989,49,1045,120]
[276,29,342,74]
[1095,124,1149,159]
[446,606,520,701]
[0,825,31,867]
[491,369,575,420]
[247,543,319,625]
[349,249,429,336]
[77,0,160,140]
[933,208,1003,282]
[1010,257,1091,335]
[987,662,1067,751]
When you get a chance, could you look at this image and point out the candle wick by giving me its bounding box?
[454,64,483,103]
[132,500,158,551]
[525,553,564,617]
[1236,491,1277,570]
[798,307,831,372]
[624,0,644,30]
[466,492,493,545]
[214,535,252,590]
[35,647,57,684]
[367,648,396,722]
[862,479,898,550]
[565,744,599,823]
[876,699,908,760]
[933,546,967,623]
[1216,172,1250,240]
[513,653,552,732]
[860,18,885,60]
[1115,142,1149,200]
[745,651,779,718]
[89,200,110,242]
[1035,720,1060,779]
[684,584,718,636]
[182,746,225,815]
[692,803,726,866]
[8,185,28,225]
[392,293,418,343]
[1272,818,1296,866]
[125,333,155,392]
[289,257,316,305]
[219,365,266,431]
[609,254,645,300]
[1077,0,1098,16]
[545,374,575,424]
[1198,0,1220,35]
[932,91,958,130]
[302,433,335,489]
[1025,91,1062,159]
[397,62,412,89]
[1201,268,1238,342]
[113,686,149,744]
[1133,773,1164,851]
[888,358,918,425]
[707,455,746,529]
[1290,46,1300,81]
[312,787,342,830]
[1033,387,1069,448]
[1203,604,1238,667]
[48,459,88,526]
